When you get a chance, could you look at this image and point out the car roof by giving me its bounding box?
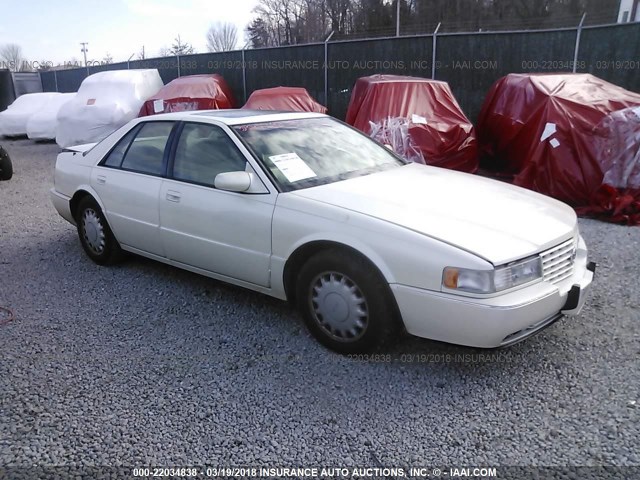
[141,109,327,125]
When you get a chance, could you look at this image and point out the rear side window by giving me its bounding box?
[102,126,139,168]
[120,122,174,175]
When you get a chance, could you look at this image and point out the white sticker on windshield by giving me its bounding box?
[411,114,428,125]
[269,153,317,182]
[153,99,164,113]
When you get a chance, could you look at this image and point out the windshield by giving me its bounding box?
[233,117,406,191]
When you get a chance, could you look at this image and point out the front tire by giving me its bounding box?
[296,249,398,354]
[75,196,123,265]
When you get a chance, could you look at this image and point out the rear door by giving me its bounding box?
[159,121,276,287]
[91,121,176,256]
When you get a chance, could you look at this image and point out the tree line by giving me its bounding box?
[246,0,620,47]
[1,0,621,71]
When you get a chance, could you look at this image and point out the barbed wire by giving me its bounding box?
[330,11,620,39]
[266,11,623,44]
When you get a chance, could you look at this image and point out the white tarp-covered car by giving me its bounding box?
[56,70,163,148]
[0,92,61,137]
[26,93,76,140]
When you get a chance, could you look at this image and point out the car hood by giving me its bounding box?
[291,163,577,265]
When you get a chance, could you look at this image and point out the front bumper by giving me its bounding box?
[391,257,595,348]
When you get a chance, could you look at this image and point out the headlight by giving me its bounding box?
[494,256,542,291]
[442,267,493,294]
[443,255,542,294]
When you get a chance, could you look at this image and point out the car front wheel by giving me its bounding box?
[76,196,122,265]
[296,249,398,354]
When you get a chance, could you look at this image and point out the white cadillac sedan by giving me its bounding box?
[50,110,595,353]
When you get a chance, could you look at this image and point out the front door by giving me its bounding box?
[159,122,275,287]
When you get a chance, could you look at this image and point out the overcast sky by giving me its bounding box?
[0,0,259,64]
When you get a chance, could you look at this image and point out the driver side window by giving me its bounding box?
[172,123,247,187]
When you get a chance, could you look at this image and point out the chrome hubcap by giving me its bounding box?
[82,208,106,255]
[310,272,368,341]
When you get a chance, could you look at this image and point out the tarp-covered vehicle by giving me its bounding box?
[0,92,61,137]
[26,93,76,140]
[345,74,478,173]
[477,73,640,225]
[138,74,235,116]
[242,87,327,113]
[56,70,163,148]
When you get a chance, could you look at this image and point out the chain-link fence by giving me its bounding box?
[40,21,640,121]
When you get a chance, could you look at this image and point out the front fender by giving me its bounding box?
[271,194,492,298]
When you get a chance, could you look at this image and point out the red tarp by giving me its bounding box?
[138,74,235,116]
[345,74,478,173]
[242,87,327,113]
[478,73,640,225]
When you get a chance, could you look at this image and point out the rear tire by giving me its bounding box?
[75,196,123,265]
[296,249,398,354]
[0,146,13,180]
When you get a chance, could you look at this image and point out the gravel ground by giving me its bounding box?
[0,139,639,473]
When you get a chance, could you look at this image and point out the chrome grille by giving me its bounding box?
[540,238,576,285]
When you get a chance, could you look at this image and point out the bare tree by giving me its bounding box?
[102,53,113,64]
[137,46,146,60]
[0,43,24,72]
[206,22,239,52]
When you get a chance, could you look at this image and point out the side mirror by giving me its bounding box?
[214,171,252,192]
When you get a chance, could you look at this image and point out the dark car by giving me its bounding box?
[0,145,12,180]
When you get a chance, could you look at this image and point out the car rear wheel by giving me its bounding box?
[76,196,123,265]
[296,249,398,354]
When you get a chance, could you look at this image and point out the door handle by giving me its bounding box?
[166,191,181,202]
[96,175,106,184]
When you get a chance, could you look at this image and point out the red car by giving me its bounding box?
[139,74,235,116]
[242,87,327,114]
[345,74,478,173]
